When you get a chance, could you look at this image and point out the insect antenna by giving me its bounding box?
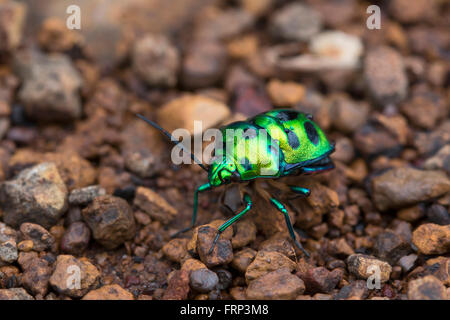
[136,114,209,172]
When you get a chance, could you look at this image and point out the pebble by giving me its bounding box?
[245,251,296,283]
[246,268,305,300]
[231,248,257,273]
[60,222,91,255]
[0,240,18,264]
[231,220,256,249]
[370,167,450,211]
[181,259,208,275]
[0,162,68,229]
[189,268,219,293]
[270,3,322,41]
[374,230,411,265]
[389,0,431,24]
[231,84,272,117]
[162,270,190,300]
[49,255,100,298]
[132,34,179,87]
[133,187,177,225]
[15,52,83,122]
[335,280,368,300]
[347,254,392,283]
[121,119,167,178]
[424,145,450,173]
[397,205,424,222]
[412,223,450,255]
[68,185,106,206]
[215,268,232,290]
[181,40,227,89]
[0,222,17,243]
[426,204,450,226]
[328,95,369,134]
[82,284,134,300]
[196,226,233,268]
[82,195,136,249]
[0,0,26,53]
[266,79,305,107]
[162,238,190,263]
[364,46,408,107]
[0,288,34,300]
[399,254,418,273]
[407,275,447,300]
[17,240,33,252]
[38,17,81,52]
[297,267,343,294]
[21,257,52,296]
[20,223,55,252]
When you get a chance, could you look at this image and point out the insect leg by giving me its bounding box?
[171,182,212,238]
[301,163,335,174]
[289,186,311,197]
[208,194,253,254]
[269,197,310,257]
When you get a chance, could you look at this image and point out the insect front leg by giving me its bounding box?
[208,193,253,254]
[269,197,310,258]
[289,186,311,197]
[171,182,212,238]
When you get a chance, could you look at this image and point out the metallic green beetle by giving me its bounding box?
[137,109,335,257]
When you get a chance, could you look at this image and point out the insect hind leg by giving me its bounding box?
[208,194,253,254]
[269,197,310,257]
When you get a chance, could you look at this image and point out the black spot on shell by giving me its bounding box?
[276,110,299,122]
[242,128,257,139]
[304,122,319,145]
[286,129,300,149]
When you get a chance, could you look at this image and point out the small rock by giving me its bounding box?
[0,162,68,229]
[20,223,55,252]
[0,222,17,243]
[162,238,190,263]
[162,270,190,300]
[189,268,219,293]
[21,257,52,296]
[414,121,450,156]
[335,280,368,300]
[347,254,392,283]
[68,186,106,206]
[297,267,343,294]
[82,195,136,249]
[397,205,424,222]
[181,41,227,89]
[364,46,408,107]
[215,268,232,290]
[0,288,33,300]
[407,275,447,300]
[0,240,18,264]
[181,259,207,275]
[83,284,134,300]
[17,240,33,252]
[231,248,257,273]
[60,222,91,255]
[328,238,355,257]
[49,255,99,298]
[424,145,450,173]
[0,0,26,53]
[329,94,368,134]
[389,0,432,23]
[371,167,450,211]
[15,52,82,122]
[270,3,322,41]
[266,79,305,107]
[412,224,450,255]
[197,226,233,268]
[374,231,411,265]
[245,251,296,283]
[426,204,450,226]
[133,187,177,225]
[246,268,305,300]
[132,34,179,87]
[231,220,256,249]
[156,94,230,135]
[399,254,418,273]
[232,84,272,117]
[38,17,81,52]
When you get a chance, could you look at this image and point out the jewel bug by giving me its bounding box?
[137,109,335,257]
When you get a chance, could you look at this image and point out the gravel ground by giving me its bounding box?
[0,0,449,300]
